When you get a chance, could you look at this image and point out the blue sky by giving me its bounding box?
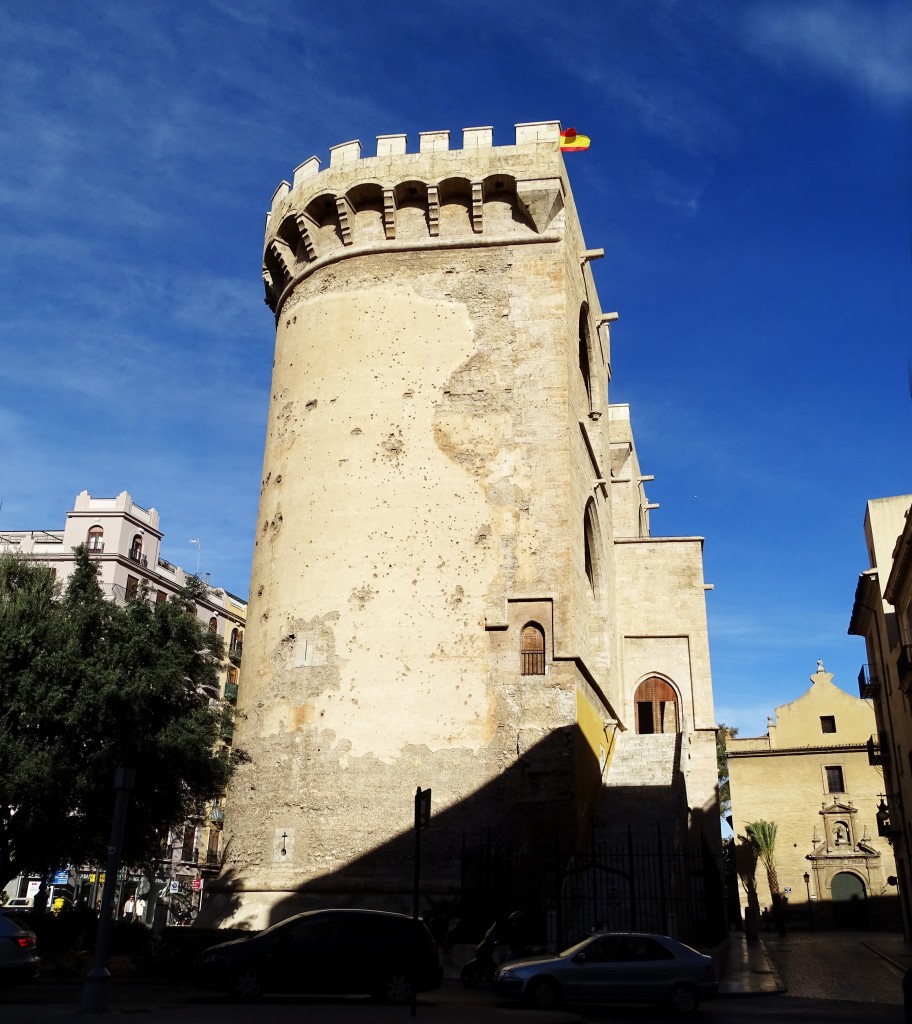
[1,1,909,737]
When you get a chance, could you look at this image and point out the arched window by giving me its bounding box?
[230,627,240,652]
[520,623,546,676]
[129,534,145,566]
[87,526,104,553]
[634,676,680,734]
[583,498,602,594]
[208,617,218,633]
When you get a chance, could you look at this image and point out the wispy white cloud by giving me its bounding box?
[742,1,912,102]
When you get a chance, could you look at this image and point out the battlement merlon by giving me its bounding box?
[268,121,563,214]
[262,121,599,314]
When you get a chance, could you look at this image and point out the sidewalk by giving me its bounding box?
[863,933,912,975]
[717,932,785,996]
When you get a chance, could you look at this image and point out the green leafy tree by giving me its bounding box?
[716,723,738,820]
[0,546,240,890]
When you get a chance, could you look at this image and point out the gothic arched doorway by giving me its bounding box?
[634,677,679,734]
[831,871,868,930]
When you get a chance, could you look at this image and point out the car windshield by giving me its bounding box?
[1,912,28,929]
[557,936,597,958]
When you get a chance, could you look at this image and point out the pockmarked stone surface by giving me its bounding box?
[212,123,720,929]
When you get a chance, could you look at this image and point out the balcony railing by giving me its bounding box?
[898,645,912,694]
[127,550,148,568]
[224,681,239,701]
[858,664,880,699]
[220,721,234,742]
[210,807,225,825]
[867,734,890,765]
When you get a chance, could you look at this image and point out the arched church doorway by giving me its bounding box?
[831,871,868,930]
[634,677,679,734]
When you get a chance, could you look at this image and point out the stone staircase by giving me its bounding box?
[593,732,688,845]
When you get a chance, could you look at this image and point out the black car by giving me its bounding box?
[193,908,443,1003]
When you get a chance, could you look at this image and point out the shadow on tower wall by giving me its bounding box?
[203,724,725,948]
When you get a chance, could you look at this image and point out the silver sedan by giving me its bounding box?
[494,931,718,1014]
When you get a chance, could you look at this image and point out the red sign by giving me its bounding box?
[191,879,202,891]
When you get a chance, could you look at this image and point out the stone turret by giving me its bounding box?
[212,122,719,930]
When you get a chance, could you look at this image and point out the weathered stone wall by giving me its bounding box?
[215,123,720,929]
[212,124,623,928]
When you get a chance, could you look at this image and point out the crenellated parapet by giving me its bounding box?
[262,121,572,313]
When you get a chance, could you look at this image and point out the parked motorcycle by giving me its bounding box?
[461,913,528,987]
[460,931,502,986]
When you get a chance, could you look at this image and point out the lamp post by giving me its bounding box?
[80,767,135,1013]
[803,872,814,931]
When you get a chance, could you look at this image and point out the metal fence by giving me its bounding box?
[460,830,725,950]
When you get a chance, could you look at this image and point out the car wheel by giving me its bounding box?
[380,970,414,1005]
[230,967,264,1002]
[528,978,560,1010]
[460,962,481,987]
[667,982,700,1014]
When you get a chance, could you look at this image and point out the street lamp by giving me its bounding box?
[803,872,814,932]
[80,767,135,1013]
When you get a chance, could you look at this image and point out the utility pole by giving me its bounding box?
[80,767,135,1013]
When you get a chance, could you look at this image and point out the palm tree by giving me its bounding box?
[745,820,780,900]
[745,820,785,934]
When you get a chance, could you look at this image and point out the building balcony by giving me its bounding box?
[228,644,243,666]
[220,721,234,742]
[867,735,890,766]
[210,807,225,826]
[127,550,148,568]
[898,645,912,694]
[858,664,880,699]
[224,681,239,701]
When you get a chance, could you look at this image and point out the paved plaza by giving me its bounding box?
[760,931,907,1005]
[0,931,909,1022]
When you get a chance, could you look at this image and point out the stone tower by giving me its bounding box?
[214,122,719,929]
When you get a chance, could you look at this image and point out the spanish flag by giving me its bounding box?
[560,128,591,152]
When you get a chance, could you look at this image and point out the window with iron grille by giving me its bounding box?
[521,623,545,676]
[825,765,845,793]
